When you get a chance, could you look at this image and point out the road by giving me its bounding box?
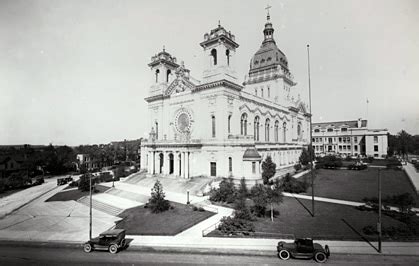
[0,242,418,265]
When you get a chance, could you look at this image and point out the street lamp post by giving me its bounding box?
[307,44,315,217]
[378,168,382,253]
[89,173,92,240]
[187,190,190,205]
[112,175,115,188]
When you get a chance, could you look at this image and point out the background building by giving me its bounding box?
[312,118,388,158]
[140,13,310,185]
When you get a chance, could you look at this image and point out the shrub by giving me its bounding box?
[198,207,205,212]
[316,155,342,169]
[233,198,254,221]
[280,174,308,193]
[78,174,94,192]
[217,216,255,235]
[237,177,248,199]
[209,178,237,203]
[294,164,302,172]
[347,163,367,170]
[0,179,5,193]
[148,180,171,213]
[69,180,79,187]
[366,156,374,163]
[262,156,276,184]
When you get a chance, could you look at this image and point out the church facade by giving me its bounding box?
[140,14,311,185]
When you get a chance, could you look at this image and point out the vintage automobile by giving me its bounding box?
[277,238,330,263]
[83,229,127,254]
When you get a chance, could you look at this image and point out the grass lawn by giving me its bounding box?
[209,197,408,241]
[45,184,109,202]
[115,202,216,235]
[302,169,419,207]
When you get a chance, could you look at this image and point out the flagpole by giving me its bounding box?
[307,44,315,217]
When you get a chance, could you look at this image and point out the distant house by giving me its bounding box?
[0,156,24,178]
[76,153,111,171]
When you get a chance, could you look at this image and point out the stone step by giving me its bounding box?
[106,188,149,204]
[77,196,123,216]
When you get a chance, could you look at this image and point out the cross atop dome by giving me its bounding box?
[265,4,272,20]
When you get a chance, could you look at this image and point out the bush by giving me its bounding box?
[250,184,268,217]
[233,198,254,221]
[294,164,302,172]
[347,163,368,170]
[69,180,79,187]
[237,177,248,199]
[280,174,308,194]
[0,179,5,193]
[209,178,237,203]
[217,216,255,235]
[78,174,94,192]
[386,160,402,170]
[316,155,342,169]
[148,180,171,213]
[366,156,374,163]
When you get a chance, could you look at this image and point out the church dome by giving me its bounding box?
[248,15,288,75]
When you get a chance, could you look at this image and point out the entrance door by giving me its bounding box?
[210,162,216,177]
[169,153,174,174]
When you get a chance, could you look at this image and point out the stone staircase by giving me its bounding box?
[123,171,148,184]
[106,188,149,204]
[77,196,123,216]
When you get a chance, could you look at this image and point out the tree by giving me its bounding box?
[299,147,313,166]
[237,177,248,199]
[209,178,236,203]
[267,178,284,221]
[78,173,93,192]
[398,130,413,159]
[261,156,276,184]
[250,184,269,217]
[148,180,170,213]
[233,197,254,221]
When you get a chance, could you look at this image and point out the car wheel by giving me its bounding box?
[314,252,327,263]
[83,243,92,253]
[278,249,290,260]
[109,244,118,254]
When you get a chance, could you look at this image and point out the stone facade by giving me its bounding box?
[140,15,310,185]
[312,119,388,158]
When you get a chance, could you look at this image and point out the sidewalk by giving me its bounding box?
[404,163,419,194]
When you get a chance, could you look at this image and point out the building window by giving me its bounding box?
[297,123,302,139]
[354,145,358,151]
[374,145,379,152]
[374,154,379,157]
[328,138,332,144]
[283,122,287,142]
[314,129,320,133]
[211,49,217,65]
[155,69,160,83]
[265,118,270,141]
[210,162,217,176]
[339,137,342,143]
[228,115,231,134]
[274,120,279,142]
[211,115,216,138]
[267,86,270,98]
[228,157,232,172]
[166,69,171,82]
[226,49,230,66]
[261,88,264,97]
[327,128,333,132]
[341,128,347,132]
[374,136,378,143]
[155,122,159,140]
[254,116,260,141]
[252,162,256,174]
[354,136,358,143]
[241,113,248,135]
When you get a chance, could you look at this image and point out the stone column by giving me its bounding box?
[154,152,160,174]
[164,151,170,175]
[174,152,179,177]
[180,152,185,178]
[185,152,190,179]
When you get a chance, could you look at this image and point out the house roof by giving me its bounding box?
[312,119,367,129]
[243,148,262,161]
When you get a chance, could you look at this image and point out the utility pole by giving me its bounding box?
[307,44,315,217]
[89,173,92,240]
[378,168,382,253]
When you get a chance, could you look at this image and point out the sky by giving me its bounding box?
[0,0,418,146]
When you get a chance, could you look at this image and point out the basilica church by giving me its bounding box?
[140,12,310,185]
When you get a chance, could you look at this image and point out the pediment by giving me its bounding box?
[164,77,195,96]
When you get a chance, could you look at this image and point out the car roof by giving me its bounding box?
[99,229,125,236]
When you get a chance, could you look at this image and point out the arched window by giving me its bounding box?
[226,49,230,66]
[241,113,248,135]
[265,118,270,141]
[327,128,333,132]
[267,86,270,98]
[228,157,232,172]
[166,69,171,82]
[254,116,260,141]
[274,120,279,142]
[283,122,287,143]
[261,88,264,98]
[155,69,160,83]
[155,122,159,140]
[254,88,257,96]
[211,49,217,66]
[211,115,216,138]
[228,115,231,134]
[297,123,302,139]
[314,129,320,133]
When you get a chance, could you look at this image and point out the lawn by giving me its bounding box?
[45,185,109,202]
[209,197,408,241]
[301,169,419,207]
[115,202,216,235]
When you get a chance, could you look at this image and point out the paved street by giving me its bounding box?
[0,242,418,265]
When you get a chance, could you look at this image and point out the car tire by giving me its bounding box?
[278,249,290,260]
[109,244,118,254]
[83,244,92,253]
[314,252,327,263]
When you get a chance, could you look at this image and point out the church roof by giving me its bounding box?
[313,119,368,129]
[243,148,262,161]
[249,16,289,75]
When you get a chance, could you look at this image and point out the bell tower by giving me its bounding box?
[148,47,179,97]
[200,22,239,83]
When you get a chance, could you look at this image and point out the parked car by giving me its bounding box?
[83,229,127,254]
[277,238,330,263]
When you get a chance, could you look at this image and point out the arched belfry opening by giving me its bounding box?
[226,49,230,66]
[155,69,160,83]
[211,49,217,66]
[166,69,171,82]
[169,153,174,174]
